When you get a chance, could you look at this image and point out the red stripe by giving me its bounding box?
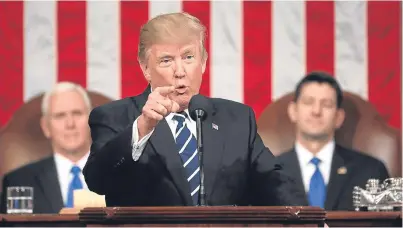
[243,1,272,118]
[182,1,211,97]
[367,1,401,129]
[0,1,23,127]
[306,1,334,75]
[120,1,149,98]
[57,1,87,87]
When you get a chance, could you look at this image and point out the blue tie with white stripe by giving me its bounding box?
[173,113,200,205]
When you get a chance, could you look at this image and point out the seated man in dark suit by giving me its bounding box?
[276,72,390,211]
[1,82,93,214]
[83,12,307,207]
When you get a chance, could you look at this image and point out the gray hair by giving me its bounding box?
[41,82,91,116]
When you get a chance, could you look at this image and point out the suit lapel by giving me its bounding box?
[200,104,225,201]
[286,150,306,196]
[325,146,350,210]
[35,157,64,212]
[149,119,193,205]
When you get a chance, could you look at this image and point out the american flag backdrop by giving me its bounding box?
[0,0,401,131]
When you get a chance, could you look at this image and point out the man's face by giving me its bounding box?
[41,90,91,155]
[142,40,206,110]
[288,82,345,140]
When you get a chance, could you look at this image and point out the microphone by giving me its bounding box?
[189,94,209,206]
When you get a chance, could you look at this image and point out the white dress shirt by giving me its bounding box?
[53,152,89,204]
[295,140,335,193]
[131,109,197,161]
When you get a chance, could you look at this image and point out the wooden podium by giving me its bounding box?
[79,206,326,227]
[0,207,401,227]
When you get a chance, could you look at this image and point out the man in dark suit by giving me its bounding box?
[83,12,307,207]
[276,72,390,211]
[1,82,92,213]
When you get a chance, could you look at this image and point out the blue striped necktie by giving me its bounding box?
[308,157,326,208]
[172,113,200,205]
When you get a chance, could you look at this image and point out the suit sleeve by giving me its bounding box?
[377,160,390,181]
[0,175,9,213]
[247,107,308,206]
[83,106,138,195]
[132,117,155,161]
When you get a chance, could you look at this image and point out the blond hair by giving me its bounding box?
[138,12,207,64]
[41,82,91,116]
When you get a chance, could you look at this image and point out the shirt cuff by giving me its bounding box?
[131,117,154,161]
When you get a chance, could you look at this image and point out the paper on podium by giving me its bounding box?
[73,189,106,208]
[59,189,105,214]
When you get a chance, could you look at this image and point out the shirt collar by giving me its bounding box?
[295,139,335,166]
[166,109,191,122]
[54,151,90,171]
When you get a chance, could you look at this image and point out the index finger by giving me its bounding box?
[154,86,175,97]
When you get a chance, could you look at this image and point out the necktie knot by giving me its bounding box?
[70,166,81,175]
[173,113,188,131]
[310,157,321,167]
[173,115,186,124]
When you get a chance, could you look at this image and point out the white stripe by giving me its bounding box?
[175,124,185,138]
[24,1,57,101]
[401,2,403,131]
[335,1,368,99]
[211,1,243,102]
[178,133,192,154]
[187,167,200,182]
[272,1,306,100]
[149,0,182,19]
[183,149,198,167]
[191,185,200,196]
[87,1,120,100]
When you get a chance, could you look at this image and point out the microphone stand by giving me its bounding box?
[194,110,207,206]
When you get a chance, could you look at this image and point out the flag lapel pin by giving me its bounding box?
[212,123,218,130]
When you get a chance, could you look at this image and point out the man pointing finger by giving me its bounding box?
[83,12,307,207]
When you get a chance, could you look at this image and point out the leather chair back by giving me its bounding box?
[257,92,402,177]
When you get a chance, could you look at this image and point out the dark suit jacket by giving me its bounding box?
[276,145,390,211]
[0,156,64,214]
[83,87,308,207]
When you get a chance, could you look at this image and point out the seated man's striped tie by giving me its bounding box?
[173,113,200,205]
